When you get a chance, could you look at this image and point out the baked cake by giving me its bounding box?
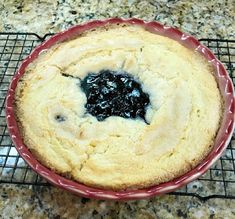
[14,24,222,190]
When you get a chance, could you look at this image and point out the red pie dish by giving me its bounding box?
[6,18,235,200]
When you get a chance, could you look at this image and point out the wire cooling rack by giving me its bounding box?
[0,33,234,200]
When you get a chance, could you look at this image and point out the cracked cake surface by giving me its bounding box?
[14,25,222,190]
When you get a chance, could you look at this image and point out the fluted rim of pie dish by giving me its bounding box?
[5,18,235,200]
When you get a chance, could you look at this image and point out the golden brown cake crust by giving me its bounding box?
[14,25,223,190]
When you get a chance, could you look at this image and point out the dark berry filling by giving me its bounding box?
[81,70,150,123]
[55,114,66,122]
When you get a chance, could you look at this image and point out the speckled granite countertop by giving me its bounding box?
[0,0,235,218]
[1,0,235,39]
[0,184,235,219]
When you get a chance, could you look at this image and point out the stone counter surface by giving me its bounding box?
[0,185,235,219]
[1,0,235,39]
[0,0,235,218]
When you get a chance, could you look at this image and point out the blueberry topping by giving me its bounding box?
[81,70,150,123]
[55,114,66,122]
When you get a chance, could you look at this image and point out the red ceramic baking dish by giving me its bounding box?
[5,18,235,200]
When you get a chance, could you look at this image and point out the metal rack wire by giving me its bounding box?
[0,33,234,200]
